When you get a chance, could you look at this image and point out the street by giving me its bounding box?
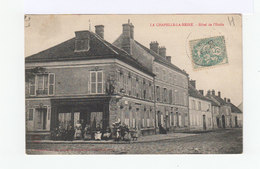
[26,128,242,154]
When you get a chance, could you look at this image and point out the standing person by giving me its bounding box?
[74,120,82,140]
[67,122,74,141]
[95,124,102,140]
[83,124,91,140]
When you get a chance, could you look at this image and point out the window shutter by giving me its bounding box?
[29,76,36,96]
[48,73,55,95]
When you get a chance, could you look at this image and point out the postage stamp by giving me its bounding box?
[189,36,228,69]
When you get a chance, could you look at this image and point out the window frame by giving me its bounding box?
[90,71,104,94]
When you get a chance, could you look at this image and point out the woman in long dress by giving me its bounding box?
[74,120,82,140]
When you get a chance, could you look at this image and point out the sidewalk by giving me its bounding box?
[27,132,197,144]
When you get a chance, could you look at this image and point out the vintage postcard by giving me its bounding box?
[25,14,242,154]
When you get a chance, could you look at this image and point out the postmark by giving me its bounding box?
[189,36,228,69]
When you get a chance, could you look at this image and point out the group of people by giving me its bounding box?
[51,120,138,141]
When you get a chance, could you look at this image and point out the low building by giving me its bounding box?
[188,80,213,131]
[227,99,243,127]
[206,91,221,129]
[206,90,232,128]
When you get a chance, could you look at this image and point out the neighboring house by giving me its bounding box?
[206,91,221,129]
[25,21,189,140]
[206,90,232,128]
[113,21,189,133]
[227,99,243,127]
[188,81,213,131]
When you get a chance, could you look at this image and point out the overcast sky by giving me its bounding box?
[25,14,242,106]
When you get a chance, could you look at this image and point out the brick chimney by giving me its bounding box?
[130,23,134,39]
[190,80,196,88]
[199,90,204,96]
[218,91,221,98]
[95,25,104,39]
[227,98,231,103]
[212,90,215,95]
[122,22,132,55]
[74,31,90,52]
[166,56,171,62]
[224,98,227,102]
[150,41,159,54]
[207,90,211,95]
[159,46,166,58]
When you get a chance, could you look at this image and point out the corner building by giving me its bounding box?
[25,21,189,140]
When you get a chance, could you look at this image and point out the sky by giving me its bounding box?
[25,14,242,106]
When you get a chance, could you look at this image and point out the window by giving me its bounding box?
[90,71,103,94]
[163,88,167,102]
[29,73,55,96]
[198,101,201,110]
[169,90,173,104]
[28,109,34,121]
[156,86,160,101]
[192,100,196,109]
[163,69,166,81]
[49,73,55,95]
[36,74,48,95]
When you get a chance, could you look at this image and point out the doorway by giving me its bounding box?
[216,117,220,128]
[222,115,226,128]
[35,108,47,130]
[203,115,206,130]
[235,116,238,127]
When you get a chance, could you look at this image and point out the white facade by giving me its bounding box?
[189,96,213,130]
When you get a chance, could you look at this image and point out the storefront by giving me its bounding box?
[50,97,110,133]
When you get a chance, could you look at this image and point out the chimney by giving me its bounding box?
[190,80,196,88]
[74,31,90,52]
[95,25,104,39]
[212,90,215,95]
[159,46,166,58]
[218,91,221,98]
[207,90,211,95]
[166,56,171,62]
[199,90,204,96]
[227,98,231,103]
[224,98,227,102]
[122,22,132,55]
[130,23,134,39]
[150,41,159,54]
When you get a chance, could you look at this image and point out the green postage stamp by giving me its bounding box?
[189,36,228,69]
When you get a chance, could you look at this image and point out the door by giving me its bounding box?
[34,108,47,130]
[235,116,238,127]
[222,115,226,128]
[90,112,103,130]
[203,115,206,130]
[216,117,220,128]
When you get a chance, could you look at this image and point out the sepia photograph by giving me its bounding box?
[24,14,243,154]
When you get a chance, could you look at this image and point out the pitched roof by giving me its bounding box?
[207,94,228,106]
[205,96,219,107]
[188,84,212,102]
[133,40,188,76]
[112,34,188,76]
[238,102,243,112]
[25,31,155,76]
[229,102,243,114]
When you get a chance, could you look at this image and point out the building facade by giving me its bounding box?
[113,21,189,132]
[25,21,189,139]
[188,81,213,131]
[206,90,232,128]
